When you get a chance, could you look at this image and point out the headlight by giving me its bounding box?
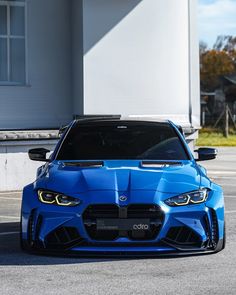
[38,190,81,206]
[164,189,209,207]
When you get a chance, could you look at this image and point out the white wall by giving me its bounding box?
[0,140,57,191]
[0,0,73,129]
[82,0,200,128]
[0,0,200,129]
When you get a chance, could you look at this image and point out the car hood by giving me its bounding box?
[37,160,202,195]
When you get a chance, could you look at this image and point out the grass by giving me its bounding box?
[196,128,236,146]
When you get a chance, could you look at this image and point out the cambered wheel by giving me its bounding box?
[20,216,33,253]
[213,221,226,253]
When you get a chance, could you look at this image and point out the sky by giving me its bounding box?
[198,0,236,48]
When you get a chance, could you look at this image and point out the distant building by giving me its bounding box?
[0,0,200,191]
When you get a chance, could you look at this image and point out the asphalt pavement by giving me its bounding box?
[0,147,236,295]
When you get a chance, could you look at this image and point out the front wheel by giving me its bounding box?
[213,222,226,253]
[19,215,32,253]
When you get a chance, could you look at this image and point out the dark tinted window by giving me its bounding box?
[56,122,189,160]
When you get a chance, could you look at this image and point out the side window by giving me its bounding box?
[0,0,26,85]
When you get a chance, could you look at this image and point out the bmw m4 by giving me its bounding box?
[20,118,225,256]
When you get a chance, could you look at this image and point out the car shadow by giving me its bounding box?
[0,222,215,266]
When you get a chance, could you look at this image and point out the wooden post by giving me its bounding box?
[223,104,229,138]
[202,110,205,126]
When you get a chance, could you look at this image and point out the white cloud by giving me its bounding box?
[198,0,236,47]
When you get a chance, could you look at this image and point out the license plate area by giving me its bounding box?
[97,219,150,231]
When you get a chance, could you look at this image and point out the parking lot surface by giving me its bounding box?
[0,147,236,295]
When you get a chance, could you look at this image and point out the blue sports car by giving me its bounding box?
[20,117,225,256]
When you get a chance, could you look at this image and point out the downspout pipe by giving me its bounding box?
[188,0,193,128]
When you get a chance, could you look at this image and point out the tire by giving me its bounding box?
[19,215,32,253]
[222,221,226,250]
[214,221,226,253]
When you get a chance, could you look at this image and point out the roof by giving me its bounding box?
[223,74,236,85]
[74,115,169,124]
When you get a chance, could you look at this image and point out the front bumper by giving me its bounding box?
[21,186,224,255]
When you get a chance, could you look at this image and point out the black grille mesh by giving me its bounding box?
[83,204,164,241]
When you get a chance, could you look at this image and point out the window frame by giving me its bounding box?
[0,0,27,86]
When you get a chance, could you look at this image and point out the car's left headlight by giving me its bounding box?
[38,190,81,206]
[164,188,209,207]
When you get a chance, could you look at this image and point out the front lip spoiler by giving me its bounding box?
[24,247,215,258]
[24,240,213,258]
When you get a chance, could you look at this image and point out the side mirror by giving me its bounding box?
[194,148,217,161]
[28,148,51,162]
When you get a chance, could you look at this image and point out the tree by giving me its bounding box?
[200,36,236,136]
[200,35,236,91]
[200,49,235,91]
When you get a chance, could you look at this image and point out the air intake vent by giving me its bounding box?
[45,226,84,250]
[211,209,219,248]
[165,226,201,247]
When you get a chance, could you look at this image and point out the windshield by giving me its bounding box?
[56,122,189,161]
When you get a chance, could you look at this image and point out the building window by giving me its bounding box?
[0,0,26,85]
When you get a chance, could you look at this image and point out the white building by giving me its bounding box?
[0,0,200,191]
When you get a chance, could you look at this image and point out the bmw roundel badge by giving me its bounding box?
[119,195,127,202]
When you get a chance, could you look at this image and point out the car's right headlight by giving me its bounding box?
[164,188,209,207]
[38,190,81,207]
